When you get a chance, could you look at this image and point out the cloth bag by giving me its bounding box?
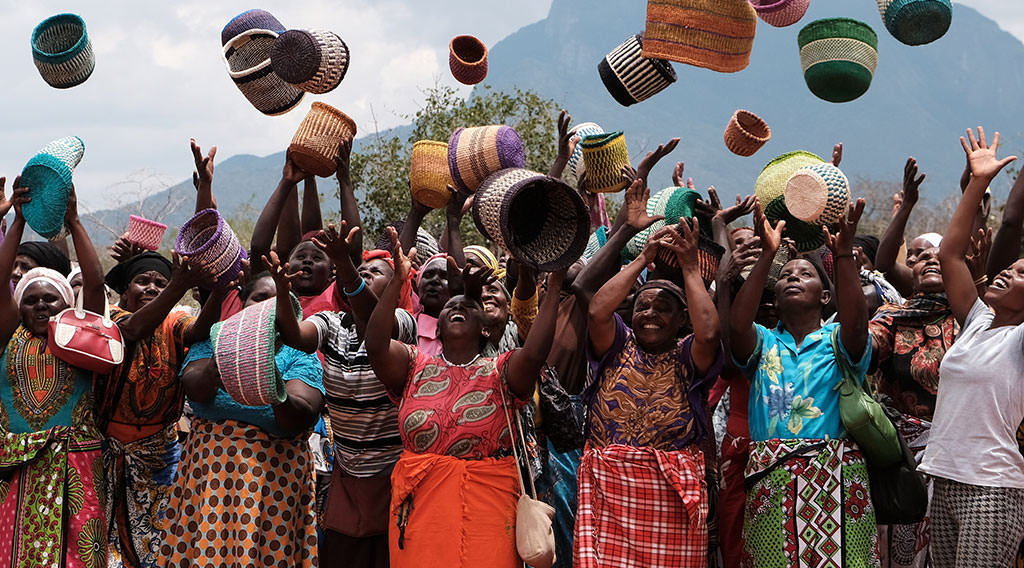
[49,291,124,374]
[500,380,556,568]
[867,422,928,525]
[537,366,584,452]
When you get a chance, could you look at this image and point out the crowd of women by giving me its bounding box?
[1,114,1023,568]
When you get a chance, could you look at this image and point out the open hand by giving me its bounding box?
[555,110,574,162]
[263,250,298,293]
[312,222,359,264]
[960,126,1017,181]
[191,138,216,189]
[636,138,680,189]
[902,157,925,208]
[824,198,866,255]
[965,226,993,281]
[388,226,415,283]
[623,179,664,232]
[753,198,785,254]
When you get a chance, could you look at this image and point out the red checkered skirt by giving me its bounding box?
[574,442,708,568]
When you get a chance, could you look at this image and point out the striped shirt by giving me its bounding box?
[309,309,416,477]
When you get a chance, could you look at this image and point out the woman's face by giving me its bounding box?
[906,237,935,268]
[465,251,487,270]
[243,276,277,308]
[286,241,332,296]
[358,258,394,298]
[774,259,829,313]
[437,295,484,345]
[19,281,67,336]
[11,255,39,287]
[120,270,168,312]
[631,288,685,353]
[732,228,756,251]
[985,258,1024,312]
[417,260,450,317]
[911,247,943,294]
[481,283,510,330]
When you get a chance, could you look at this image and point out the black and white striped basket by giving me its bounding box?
[223,29,304,116]
[598,34,677,107]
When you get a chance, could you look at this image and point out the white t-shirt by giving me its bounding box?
[920,299,1024,489]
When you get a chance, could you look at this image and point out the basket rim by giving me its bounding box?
[223,29,279,77]
[176,208,227,257]
[449,35,488,66]
[580,130,625,149]
[32,13,88,63]
[731,110,771,142]
[633,34,677,82]
[798,18,878,48]
[307,101,358,136]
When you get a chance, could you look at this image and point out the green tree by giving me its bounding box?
[349,84,562,244]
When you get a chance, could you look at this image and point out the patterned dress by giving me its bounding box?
[0,326,107,568]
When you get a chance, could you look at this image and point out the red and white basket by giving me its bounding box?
[126,215,168,251]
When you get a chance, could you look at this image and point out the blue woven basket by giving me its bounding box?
[31,14,95,89]
[21,154,73,239]
[878,0,952,46]
[221,9,285,46]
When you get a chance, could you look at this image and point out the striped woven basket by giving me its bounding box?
[471,168,589,271]
[223,29,305,116]
[785,163,850,225]
[580,131,630,194]
[642,0,757,73]
[750,0,810,28]
[755,151,828,252]
[567,122,604,180]
[289,102,357,177]
[798,18,879,103]
[598,34,677,107]
[175,208,247,287]
[31,14,95,89]
[221,9,285,46]
[410,140,453,209]
[447,125,526,193]
[271,29,350,94]
[449,35,489,85]
[126,215,168,251]
[724,110,771,157]
[877,0,951,46]
[765,196,828,252]
[212,294,302,407]
[623,187,700,261]
[21,136,85,240]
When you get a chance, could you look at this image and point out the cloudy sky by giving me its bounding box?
[0,0,1020,209]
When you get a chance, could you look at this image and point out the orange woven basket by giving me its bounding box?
[410,140,452,209]
[288,102,357,177]
[723,110,771,157]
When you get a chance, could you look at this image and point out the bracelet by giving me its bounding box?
[343,278,366,297]
[974,275,989,286]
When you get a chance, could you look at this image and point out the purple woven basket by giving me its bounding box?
[447,125,526,193]
[221,9,285,46]
[174,208,246,287]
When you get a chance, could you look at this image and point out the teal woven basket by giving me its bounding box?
[20,136,84,239]
[878,0,952,46]
[31,13,95,89]
[798,18,878,103]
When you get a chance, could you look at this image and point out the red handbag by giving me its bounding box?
[48,293,124,374]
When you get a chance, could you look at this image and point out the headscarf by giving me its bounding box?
[637,279,687,310]
[14,267,74,307]
[104,251,173,294]
[17,241,71,276]
[464,245,506,279]
[852,235,879,264]
[915,233,943,248]
[416,253,448,288]
[362,249,414,313]
[874,292,948,322]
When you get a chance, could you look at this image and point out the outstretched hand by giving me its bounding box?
[960,126,1017,180]
[263,250,298,293]
[753,198,784,254]
[965,226,993,280]
[623,179,664,232]
[661,217,700,268]
[636,138,680,188]
[831,143,843,167]
[902,157,925,208]
[111,234,147,263]
[824,198,866,255]
[450,257,496,303]
[191,138,216,189]
[312,222,359,264]
[555,109,575,162]
[386,226,415,284]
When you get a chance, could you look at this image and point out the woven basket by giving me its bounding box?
[175,208,247,287]
[642,0,757,73]
[21,136,85,239]
[410,141,453,209]
[580,131,630,194]
[750,0,810,28]
[754,150,824,210]
[271,29,350,94]
[724,110,771,157]
[598,34,677,107]
[223,29,305,116]
[31,14,95,89]
[798,18,879,103]
[567,122,604,180]
[656,234,725,286]
[765,196,828,252]
[449,35,489,85]
[213,294,302,407]
[623,187,700,261]
[471,168,589,271]
[448,125,526,193]
[878,0,951,46]
[221,9,285,46]
[289,102,357,177]
[785,163,850,225]
[126,215,168,251]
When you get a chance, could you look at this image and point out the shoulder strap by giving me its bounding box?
[498,373,535,498]
[830,327,871,395]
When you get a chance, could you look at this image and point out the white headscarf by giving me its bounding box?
[14,267,74,307]
[915,233,943,249]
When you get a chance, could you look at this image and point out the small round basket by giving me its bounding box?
[784,162,850,225]
[289,102,357,177]
[126,215,168,251]
[31,14,95,89]
[798,18,879,103]
[449,35,489,85]
[598,34,677,107]
[724,110,772,157]
[271,29,350,94]
[580,131,630,193]
[878,0,952,46]
[223,29,305,116]
[472,168,589,271]
[750,0,810,28]
[447,125,526,193]
[175,208,247,287]
[20,136,85,240]
[567,122,604,180]
[410,141,453,209]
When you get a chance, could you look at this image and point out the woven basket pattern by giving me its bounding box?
[289,102,357,177]
[878,0,951,46]
[657,235,724,285]
[21,154,72,239]
[213,295,301,407]
[448,125,526,193]
[410,141,453,209]
[798,19,878,103]
[642,0,757,73]
[472,168,589,271]
[271,29,349,94]
[32,14,95,89]
[221,9,285,46]
[598,34,677,107]
[126,215,168,251]
[449,35,489,85]
[785,163,850,224]
[567,122,604,179]
[765,196,827,252]
[175,208,246,287]
[580,131,630,193]
[224,29,305,116]
[624,186,674,261]
[40,136,85,170]
[724,110,771,157]
[751,0,810,27]
[754,150,824,210]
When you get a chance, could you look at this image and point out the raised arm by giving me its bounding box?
[313,222,379,334]
[276,181,302,262]
[664,218,721,372]
[987,168,1024,278]
[0,180,26,344]
[301,176,323,236]
[730,202,784,362]
[366,228,414,393]
[116,255,207,343]
[64,187,104,313]
[250,154,305,274]
[824,199,869,361]
[875,158,922,296]
[548,110,573,179]
[265,250,319,354]
[398,199,431,258]
[941,127,1017,323]
[443,188,468,267]
[191,139,217,212]
[335,141,362,266]
[506,269,565,399]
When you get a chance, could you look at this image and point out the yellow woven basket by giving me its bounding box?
[288,102,357,177]
[580,131,630,193]
[410,140,452,209]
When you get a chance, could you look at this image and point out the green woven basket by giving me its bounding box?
[754,151,824,210]
[798,18,878,103]
[766,196,828,252]
[879,0,951,46]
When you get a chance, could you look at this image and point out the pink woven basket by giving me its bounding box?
[750,0,810,27]
[126,215,167,251]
